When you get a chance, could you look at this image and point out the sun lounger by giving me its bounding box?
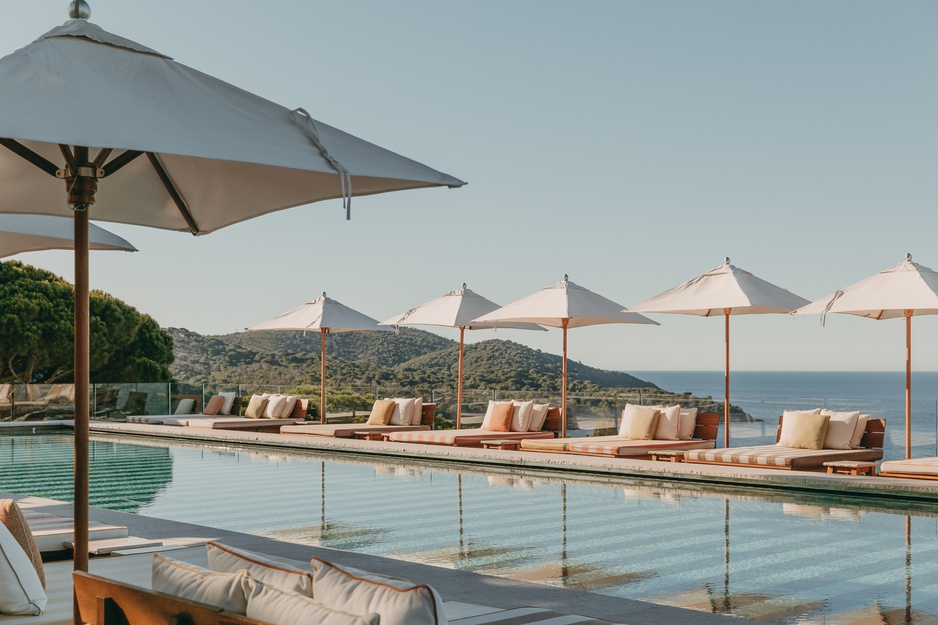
[520,412,720,458]
[879,457,938,480]
[386,407,561,447]
[281,403,436,437]
[684,415,885,470]
[135,398,309,431]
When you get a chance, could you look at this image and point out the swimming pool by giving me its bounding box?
[3,433,937,624]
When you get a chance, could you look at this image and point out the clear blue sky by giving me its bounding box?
[4,1,938,372]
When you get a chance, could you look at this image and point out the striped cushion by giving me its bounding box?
[564,437,715,457]
[386,429,552,446]
[880,457,938,476]
[685,445,881,468]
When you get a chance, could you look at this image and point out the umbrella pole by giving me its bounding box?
[320,329,327,424]
[724,308,731,449]
[457,327,465,429]
[562,319,569,438]
[906,310,913,459]
[73,207,90,576]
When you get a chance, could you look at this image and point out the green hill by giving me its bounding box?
[169,327,657,393]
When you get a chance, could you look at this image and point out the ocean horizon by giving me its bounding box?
[627,370,938,460]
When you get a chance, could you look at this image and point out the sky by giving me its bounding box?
[3,1,938,373]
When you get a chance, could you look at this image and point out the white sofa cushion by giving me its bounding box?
[152,553,246,614]
[651,405,681,440]
[527,403,550,432]
[510,400,535,432]
[820,410,861,450]
[244,578,378,625]
[678,407,698,440]
[206,542,312,596]
[310,558,445,625]
[0,523,46,615]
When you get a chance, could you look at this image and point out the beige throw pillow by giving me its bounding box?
[366,400,396,426]
[527,403,551,431]
[481,401,514,430]
[651,405,681,440]
[410,398,424,425]
[218,391,237,415]
[678,407,698,440]
[152,554,247,614]
[618,404,661,440]
[206,542,313,597]
[787,413,831,450]
[244,578,378,625]
[777,409,822,446]
[244,395,269,419]
[310,558,445,625]
[851,414,871,448]
[389,398,416,426]
[203,395,225,415]
[820,410,861,450]
[510,400,535,432]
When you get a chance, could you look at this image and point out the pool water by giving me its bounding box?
[4,433,938,624]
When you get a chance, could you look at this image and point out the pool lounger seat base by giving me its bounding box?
[880,457,938,480]
[386,407,561,447]
[685,416,885,471]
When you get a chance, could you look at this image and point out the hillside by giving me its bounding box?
[169,327,658,393]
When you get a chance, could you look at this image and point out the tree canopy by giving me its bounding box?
[0,261,174,383]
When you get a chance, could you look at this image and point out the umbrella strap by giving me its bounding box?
[291,108,353,219]
[819,290,844,327]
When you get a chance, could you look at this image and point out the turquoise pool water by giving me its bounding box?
[3,433,938,624]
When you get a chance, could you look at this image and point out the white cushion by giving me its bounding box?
[206,542,313,596]
[410,398,424,425]
[851,414,871,448]
[777,408,822,446]
[651,405,681,440]
[173,398,195,415]
[389,398,416,426]
[510,400,535,432]
[244,578,378,625]
[218,392,237,415]
[310,558,445,625]
[264,394,288,419]
[678,407,698,440]
[820,410,861,450]
[277,395,298,418]
[0,523,46,615]
[152,553,247,614]
[481,400,514,430]
[527,403,550,432]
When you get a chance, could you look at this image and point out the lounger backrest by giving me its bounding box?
[420,402,437,426]
[289,398,310,419]
[73,571,261,625]
[543,407,562,432]
[774,415,886,449]
[694,412,720,441]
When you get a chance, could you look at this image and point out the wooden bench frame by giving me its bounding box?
[74,571,262,625]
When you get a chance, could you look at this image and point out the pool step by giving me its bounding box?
[24,510,130,552]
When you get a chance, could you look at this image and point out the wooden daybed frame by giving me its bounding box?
[384,408,562,447]
[519,412,720,458]
[74,571,261,625]
[280,403,436,438]
[683,415,885,471]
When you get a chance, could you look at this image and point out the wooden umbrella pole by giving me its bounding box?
[561,319,569,438]
[456,327,465,429]
[906,310,913,459]
[73,206,89,576]
[320,329,327,424]
[724,308,731,449]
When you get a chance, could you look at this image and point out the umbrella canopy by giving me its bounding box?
[0,2,463,579]
[380,283,544,427]
[793,254,938,459]
[472,275,657,436]
[249,293,391,423]
[0,214,135,257]
[627,258,809,447]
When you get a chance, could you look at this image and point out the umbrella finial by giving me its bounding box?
[68,0,91,19]
[562,274,569,282]
[906,253,913,262]
[724,257,731,265]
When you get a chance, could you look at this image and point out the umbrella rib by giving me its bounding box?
[146,152,201,235]
[101,149,144,177]
[0,138,60,177]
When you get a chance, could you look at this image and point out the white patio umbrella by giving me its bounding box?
[472,275,657,436]
[793,254,938,459]
[249,293,391,423]
[627,258,809,447]
[0,214,135,257]
[380,284,545,427]
[0,2,463,576]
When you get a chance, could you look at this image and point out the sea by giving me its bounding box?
[628,370,938,461]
